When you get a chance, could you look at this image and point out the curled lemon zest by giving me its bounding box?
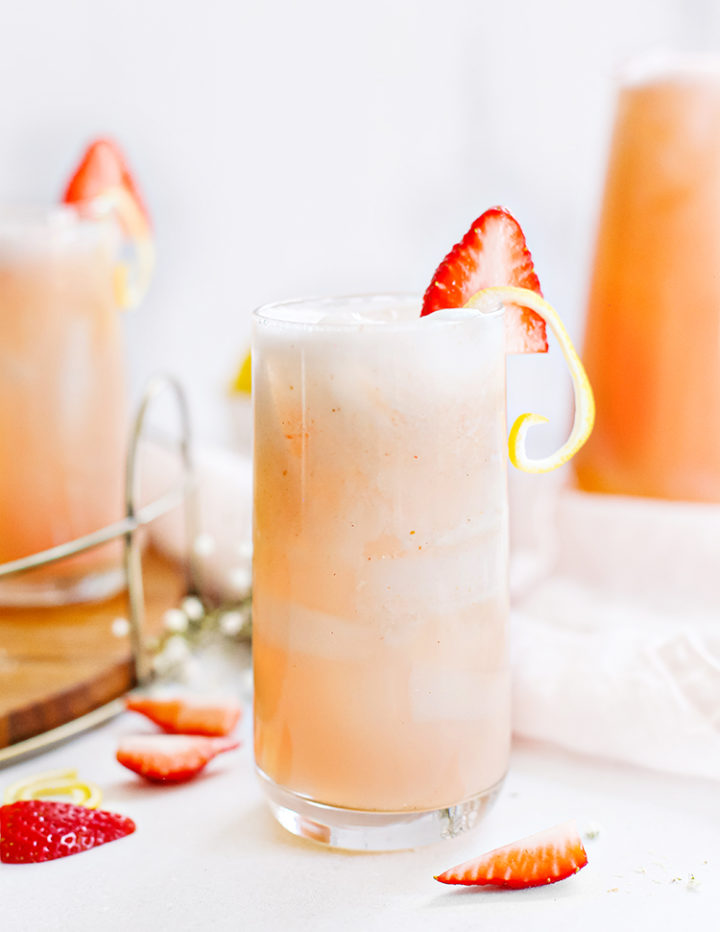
[231,351,252,396]
[3,768,102,809]
[92,185,155,310]
[465,286,595,473]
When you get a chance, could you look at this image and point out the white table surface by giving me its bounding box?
[2,679,718,932]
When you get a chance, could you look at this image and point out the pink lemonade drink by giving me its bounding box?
[252,295,510,849]
[0,207,126,604]
[575,54,720,501]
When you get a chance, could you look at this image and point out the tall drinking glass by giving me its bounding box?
[252,294,510,850]
[575,53,720,501]
[0,206,126,605]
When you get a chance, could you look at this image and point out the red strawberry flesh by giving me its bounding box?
[0,800,135,864]
[435,820,588,889]
[117,734,240,783]
[63,137,150,225]
[421,206,548,354]
[125,694,242,737]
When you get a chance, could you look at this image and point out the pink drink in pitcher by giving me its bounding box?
[0,140,153,604]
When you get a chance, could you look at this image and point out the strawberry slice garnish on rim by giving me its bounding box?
[434,820,588,889]
[63,137,151,226]
[421,206,548,353]
[63,137,154,308]
[421,206,595,472]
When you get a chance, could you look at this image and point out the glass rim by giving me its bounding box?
[252,292,505,333]
[0,203,114,243]
[618,49,720,87]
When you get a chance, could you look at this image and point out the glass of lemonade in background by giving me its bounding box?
[0,206,126,605]
[575,53,720,502]
[252,294,510,849]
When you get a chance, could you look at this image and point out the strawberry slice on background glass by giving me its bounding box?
[434,820,589,889]
[62,137,155,309]
[421,206,548,354]
[0,800,135,864]
[63,137,151,225]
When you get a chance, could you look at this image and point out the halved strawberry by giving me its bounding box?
[125,695,242,737]
[421,206,548,353]
[116,735,240,783]
[0,800,135,864]
[63,137,150,225]
[435,820,588,889]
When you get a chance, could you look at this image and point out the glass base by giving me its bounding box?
[258,768,505,851]
[0,566,126,607]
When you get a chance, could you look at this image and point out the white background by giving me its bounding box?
[2,0,720,446]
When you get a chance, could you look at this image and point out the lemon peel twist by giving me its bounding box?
[231,351,253,395]
[90,185,155,310]
[465,285,595,473]
[3,769,102,809]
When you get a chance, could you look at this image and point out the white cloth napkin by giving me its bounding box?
[144,445,720,782]
[510,471,720,782]
[141,441,253,600]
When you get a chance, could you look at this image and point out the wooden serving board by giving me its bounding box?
[0,549,186,749]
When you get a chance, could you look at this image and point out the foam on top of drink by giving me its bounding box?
[0,205,116,259]
[621,50,720,87]
[255,293,503,332]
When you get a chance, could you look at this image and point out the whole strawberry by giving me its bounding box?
[0,800,135,864]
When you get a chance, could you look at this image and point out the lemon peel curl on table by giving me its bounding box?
[3,768,102,809]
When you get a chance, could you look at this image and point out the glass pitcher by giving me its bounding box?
[0,205,128,604]
[575,52,720,501]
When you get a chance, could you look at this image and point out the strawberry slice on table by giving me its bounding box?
[117,735,240,783]
[435,820,588,889]
[421,206,548,353]
[0,800,135,864]
[125,695,243,737]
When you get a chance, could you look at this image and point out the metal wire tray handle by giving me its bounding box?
[0,374,200,766]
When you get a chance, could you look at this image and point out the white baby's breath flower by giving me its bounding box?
[584,820,603,840]
[181,595,205,621]
[192,533,216,557]
[152,651,172,676]
[111,617,131,638]
[235,540,253,561]
[227,565,252,596]
[153,634,191,675]
[220,610,247,637]
[163,608,189,633]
